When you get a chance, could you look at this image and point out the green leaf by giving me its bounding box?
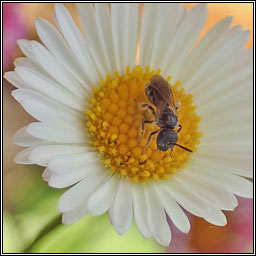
[4,164,63,244]
[3,212,24,253]
[29,214,164,253]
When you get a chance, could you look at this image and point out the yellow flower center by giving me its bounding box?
[86,66,203,183]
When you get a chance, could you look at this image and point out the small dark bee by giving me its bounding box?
[141,74,193,154]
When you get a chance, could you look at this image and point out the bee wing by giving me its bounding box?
[156,100,168,117]
[150,75,177,115]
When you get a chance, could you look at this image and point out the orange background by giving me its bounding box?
[183,3,253,48]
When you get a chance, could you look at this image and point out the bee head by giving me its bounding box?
[156,129,178,151]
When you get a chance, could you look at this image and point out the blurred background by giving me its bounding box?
[3,3,253,253]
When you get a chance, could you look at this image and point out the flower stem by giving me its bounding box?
[23,214,62,253]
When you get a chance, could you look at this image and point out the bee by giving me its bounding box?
[141,74,193,153]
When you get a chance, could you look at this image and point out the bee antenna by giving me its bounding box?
[172,143,193,152]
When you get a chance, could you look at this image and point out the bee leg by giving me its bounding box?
[175,99,181,110]
[170,147,174,156]
[177,124,182,133]
[145,129,160,147]
[141,103,156,116]
[140,120,154,141]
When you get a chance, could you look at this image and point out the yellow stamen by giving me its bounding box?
[86,66,203,183]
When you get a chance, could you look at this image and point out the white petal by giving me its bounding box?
[88,176,118,216]
[197,139,253,164]
[198,143,253,156]
[204,206,227,226]
[95,4,117,73]
[139,3,185,67]
[30,40,88,99]
[198,77,252,117]
[145,185,171,246]
[62,203,88,225]
[4,71,23,88]
[193,48,252,106]
[111,3,139,73]
[76,3,109,78]
[162,178,210,218]
[48,163,97,188]
[200,110,252,140]
[14,147,34,165]
[188,162,253,198]
[176,16,233,83]
[12,89,83,128]
[195,153,252,178]
[162,3,208,78]
[58,167,107,212]
[177,5,187,25]
[14,57,50,78]
[183,24,244,87]
[26,122,85,144]
[54,4,98,85]
[35,18,88,86]
[42,168,53,181]
[110,179,133,235]
[154,184,190,234]
[139,3,159,66]
[198,59,253,103]
[175,171,238,210]
[29,144,90,166]
[184,30,250,90]
[201,123,252,145]
[14,57,32,67]
[17,39,36,60]
[47,152,100,174]
[147,4,182,69]
[13,126,45,147]
[132,185,151,239]
[14,67,84,111]
[200,123,252,147]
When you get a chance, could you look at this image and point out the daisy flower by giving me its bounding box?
[5,3,253,246]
